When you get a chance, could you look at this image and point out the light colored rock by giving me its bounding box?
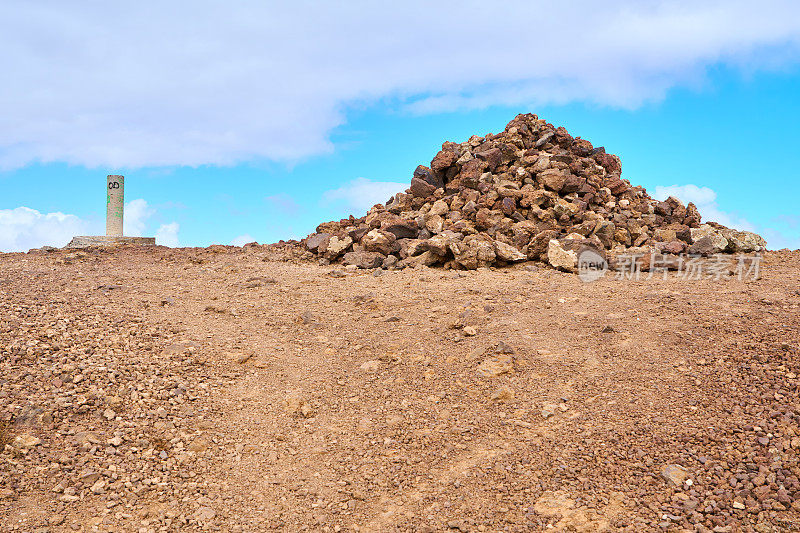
[724,230,767,253]
[284,394,313,418]
[425,234,450,256]
[553,199,579,218]
[398,250,441,269]
[12,434,41,450]
[188,436,212,453]
[690,224,717,241]
[325,236,353,259]
[78,471,101,484]
[548,239,578,272]
[429,199,449,216]
[342,251,385,269]
[90,479,106,494]
[362,230,394,255]
[661,464,690,486]
[195,506,217,522]
[541,404,558,419]
[477,355,514,377]
[66,236,155,248]
[490,385,515,402]
[359,360,381,372]
[403,239,427,257]
[532,155,550,172]
[456,151,474,165]
[538,169,568,192]
[450,236,496,270]
[425,214,444,234]
[690,224,729,253]
[494,241,526,262]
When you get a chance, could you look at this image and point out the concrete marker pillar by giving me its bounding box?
[106,175,124,237]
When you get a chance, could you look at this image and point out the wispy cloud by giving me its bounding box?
[155,222,180,247]
[654,184,756,232]
[265,194,301,216]
[323,178,406,214]
[123,199,155,237]
[1,1,799,169]
[230,234,255,246]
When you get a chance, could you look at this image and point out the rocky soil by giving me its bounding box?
[1,245,799,532]
[303,113,765,273]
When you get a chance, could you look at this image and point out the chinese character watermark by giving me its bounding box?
[578,252,762,283]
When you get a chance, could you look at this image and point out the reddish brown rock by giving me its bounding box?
[455,160,485,189]
[409,177,436,198]
[342,251,385,269]
[381,218,419,240]
[431,150,458,172]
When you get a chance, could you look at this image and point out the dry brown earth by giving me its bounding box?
[1,246,799,532]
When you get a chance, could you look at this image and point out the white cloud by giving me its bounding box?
[0,199,182,251]
[156,222,180,247]
[230,234,255,246]
[654,184,717,207]
[1,1,799,169]
[655,184,756,232]
[125,199,180,245]
[123,199,155,237]
[0,206,99,252]
[323,178,406,214]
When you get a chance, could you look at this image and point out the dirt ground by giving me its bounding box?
[1,245,799,532]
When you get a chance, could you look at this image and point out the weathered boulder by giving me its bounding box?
[425,234,451,256]
[656,240,688,255]
[413,165,442,188]
[431,150,458,172]
[548,238,606,273]
[528,229,560,261]
[381,218,419,239]
[305,232,330,252]
[722,229,767,253]
[593,221,616,249]
[450,236,496,270]
[424,214,444,234]
[688,226,729,255]
[399,250,441,269]
[324,236,352,259]
[343,251,385,269]
[409,177,436,198]
[362,229,396,255]
[538,169,568,192]
[494,240,526,262]
[429,199,449,216]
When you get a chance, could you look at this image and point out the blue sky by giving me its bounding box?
[1,1,799,251]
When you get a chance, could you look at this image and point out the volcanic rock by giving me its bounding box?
[302,113,767,272]
[343,251,385,269]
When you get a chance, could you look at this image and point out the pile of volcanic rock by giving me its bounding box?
[304,113,766,272]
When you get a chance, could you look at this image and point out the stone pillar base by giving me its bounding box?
[66,236,157,248]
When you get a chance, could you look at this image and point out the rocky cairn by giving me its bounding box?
[305,113,766,272]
